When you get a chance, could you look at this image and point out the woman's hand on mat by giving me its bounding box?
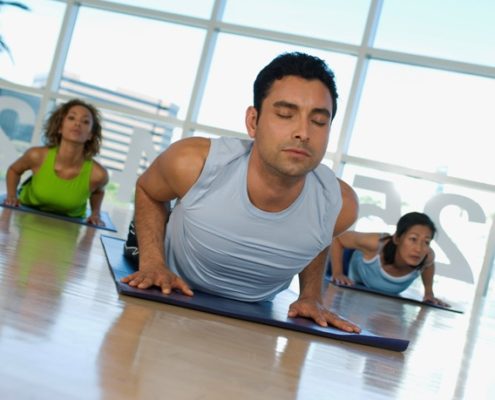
[288,297,361,333]
[3,195,20,207]
[423,294,450,308]
[121,266,194,296]
[87,212,105,226]
[331,273,354,286]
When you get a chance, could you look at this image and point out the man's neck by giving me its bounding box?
[246,153,306,212]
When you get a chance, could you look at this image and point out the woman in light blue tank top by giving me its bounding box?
[329,212,450,307]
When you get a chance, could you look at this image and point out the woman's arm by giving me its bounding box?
[4,147,45,206]
[330,231,382,285]
[87,161,109,226]
[420,250,450,307]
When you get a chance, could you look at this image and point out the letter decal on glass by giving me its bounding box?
[424,194,485,283]
[353,175,401,225]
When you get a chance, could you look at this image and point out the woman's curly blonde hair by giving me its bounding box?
[43,98,103,159]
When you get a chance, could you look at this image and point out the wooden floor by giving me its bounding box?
[0,202,494,400]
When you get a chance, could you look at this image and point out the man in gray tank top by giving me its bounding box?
[122,52,360,333]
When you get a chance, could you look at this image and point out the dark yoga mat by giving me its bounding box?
[326,248,463,313]
[329,281,464,314]
[0,194,117,232]
[101,235,410,352]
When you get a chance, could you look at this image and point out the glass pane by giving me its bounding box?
[223,0,371,45]
[98,109,173,174]
[0,0,65,86]
[349,60,495,184]
[48,98,173,174]
[198,33,356,152]
[375,0,495,66]
[63,7,206,120]
[341,164,495,290]
[105,0,214,19]
[58,76,179,120]
[0,89,41,175]
[54,98,178,203]
[0,89,40,144]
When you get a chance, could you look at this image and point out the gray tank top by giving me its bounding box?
[165,137,342,301]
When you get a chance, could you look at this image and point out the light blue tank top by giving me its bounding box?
[165,137,342,302]
[348,250,420,294]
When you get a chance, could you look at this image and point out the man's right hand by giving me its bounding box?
[121,266,194,296]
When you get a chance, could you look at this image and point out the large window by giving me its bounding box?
[1,0,494,295]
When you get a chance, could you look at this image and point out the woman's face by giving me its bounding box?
[59,105,94,145]
[394,224,433,267]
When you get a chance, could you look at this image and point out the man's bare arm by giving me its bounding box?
[287,247,361,332]
[121,137,210,295]
[285,177,361,331]
[334,178,359,237]
[4,147,46,206]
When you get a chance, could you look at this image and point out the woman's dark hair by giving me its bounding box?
[253,51,338,120]
[381,212,436,268]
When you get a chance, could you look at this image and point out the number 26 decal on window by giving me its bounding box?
[353,175,488,284]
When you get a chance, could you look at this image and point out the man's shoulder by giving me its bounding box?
[307,164,342,209]
[173,136,210,152]
[212,136,253,155]
[204,136,253,168]
[167,137,211,166]
[170,136,251,160]
[312,163,338,187]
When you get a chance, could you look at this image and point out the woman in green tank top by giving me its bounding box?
[3,99,109,225]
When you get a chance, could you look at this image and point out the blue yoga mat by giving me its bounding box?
[0,194,117,232]
[101,235,410,352]
[329,281,463,314]
[326,248,463,313]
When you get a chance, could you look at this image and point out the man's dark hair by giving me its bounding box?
[253,52,338,120]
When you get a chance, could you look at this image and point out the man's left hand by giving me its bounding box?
[423,294,450,308]
[288,297,361,333]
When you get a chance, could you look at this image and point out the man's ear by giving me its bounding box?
[245,106,258,139]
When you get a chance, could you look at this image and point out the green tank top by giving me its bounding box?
[19,147,92,218]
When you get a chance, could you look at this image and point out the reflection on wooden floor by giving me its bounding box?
[0,204,494,399]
